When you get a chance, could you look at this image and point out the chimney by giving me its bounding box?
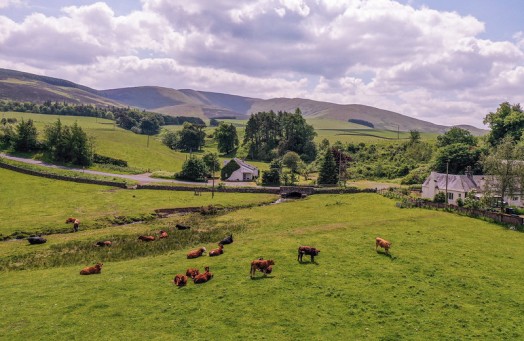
[465,166,472,178]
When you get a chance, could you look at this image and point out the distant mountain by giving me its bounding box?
[0,68,487,134]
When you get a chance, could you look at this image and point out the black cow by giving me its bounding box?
[27,236,47,245]
[176,224,191,230]
[298,246,320,263]
[219,234,233,246]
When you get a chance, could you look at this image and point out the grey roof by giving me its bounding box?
[232,158,258,171]
[423,172,484,192]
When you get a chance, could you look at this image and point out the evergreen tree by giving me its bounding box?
[12,119,38,152]
[215,122,239,154]
[317,149,338,185]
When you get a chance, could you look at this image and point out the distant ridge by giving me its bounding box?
[0,68,487,135]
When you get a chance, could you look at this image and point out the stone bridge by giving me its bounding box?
[279,186,315,198]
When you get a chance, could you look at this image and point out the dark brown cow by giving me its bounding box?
[193,266,213,284]
[159,230,168,239]
[209,245,224,257]
[186,268,200,279]
[250,259,275,278]
[375,237,392,254]
[174,274,188,287]
[298,246,320,263]
[138,235,155,242]
[95,241,112,247]
[80,263,103,275]
[187,247,206,259]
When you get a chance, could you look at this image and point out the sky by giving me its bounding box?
[1,0,524,128]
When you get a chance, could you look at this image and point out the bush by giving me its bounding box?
[433,192,446,203]
[176,156,208,182]
[261,168,280,186]
[93,154,128,167]
[456,198,464,207]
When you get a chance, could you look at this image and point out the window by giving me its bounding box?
[458,193,461,198]
[513,197,519,201]
[447,193,454,200]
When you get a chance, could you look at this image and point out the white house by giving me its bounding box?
[223,158,259,182]
[421,171,524,206]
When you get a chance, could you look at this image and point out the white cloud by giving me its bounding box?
[0,0,523,128]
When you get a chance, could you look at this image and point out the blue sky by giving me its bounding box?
[1,0,523,128]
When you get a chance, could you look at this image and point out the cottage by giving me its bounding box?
[222,158,259,182]
[421,171,524,207]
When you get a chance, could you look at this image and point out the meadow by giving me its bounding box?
[1,170,524,339]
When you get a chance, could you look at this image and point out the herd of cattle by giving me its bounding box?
[27,217,393,283]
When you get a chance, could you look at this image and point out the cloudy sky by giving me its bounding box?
[1,0,524,128]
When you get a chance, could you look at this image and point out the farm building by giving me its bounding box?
[221,158,259,181]
[421,171,524,207]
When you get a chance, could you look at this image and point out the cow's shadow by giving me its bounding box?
[376,250,396,260]
[250,275,275,281]
[298,260,319,265]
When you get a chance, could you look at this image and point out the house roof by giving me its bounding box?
[232,158,258,172]
[422,172,485,192]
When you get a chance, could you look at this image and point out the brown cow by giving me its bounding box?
[80,263,103,275]
[66,217,80,232]
[186,268,200,279]
[187,247,206,259]
[209,245,224,257]
[250,259,275,278]
[193,266,213,284]
[95,241,112,247]
[138,235,155,242]
[298,246,320,263]
[159,230,168,239]
[174,274,188,287]
[376,237,392,254]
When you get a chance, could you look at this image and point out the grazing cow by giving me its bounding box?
[375,237,392,254]
[80,263,103,275]
[193,266,213,284]
[95,240,112,247]
[219,234,233,246]
[298,246,320,263]
[186,268,200,279]
[250,259,275,278]
[187,247,206,259]
[138,235,155,242]
[159,230,168,239]
[209,245,224,257]
[176,224,191,230]
[66,217,80,232]
[27,236,47,245]
[173,274,188,287]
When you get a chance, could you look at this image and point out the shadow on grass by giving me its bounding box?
[376,250,396,260]
[298,261,319,265]
[250,275,275,281]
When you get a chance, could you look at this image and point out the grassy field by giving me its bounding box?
[0,168,277,237]
[1,188,524,339]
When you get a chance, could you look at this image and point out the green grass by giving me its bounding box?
[0,168,277,237]
[1,193,524,339]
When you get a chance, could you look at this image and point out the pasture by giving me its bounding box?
[1,189,524,340]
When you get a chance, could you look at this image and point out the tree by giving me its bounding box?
[282,151,301,173]
[161,130,179,150]
[177,156,208,182]
[202,152,220,177]
[215,122,239,155]
[483,102,524,146]
[210,118,219,127]
[317,149,338,185]
[482,137,524,211]
[0,123,15,148]
[261,160,281,186]
[408,130,421,144]
[43,119,93,165]
[433,143,484,174]
[12,119,38,152]
[177,122,206,152]
[436,127,477,148]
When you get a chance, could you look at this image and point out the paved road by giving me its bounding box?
[0,153,256,186]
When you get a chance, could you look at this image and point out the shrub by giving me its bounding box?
[176,156,208,182]
[433,192,446,203]
[261,168,280,186]
[93,154,128,167]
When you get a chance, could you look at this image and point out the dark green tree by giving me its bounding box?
[161,130,179,150]
[317,149,338,185]
[202,152,221,176]
[408,130,421,144]
[177,156,208,181]
[177,122,206,152]
[436,127,477,148]
[433,143,484,174]
[483,102,524,146]
[12,119,38,152]
[282,151,301,172]
[215,122,239,155]
[210,118,219,127]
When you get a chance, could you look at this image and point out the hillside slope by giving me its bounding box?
[0,68,486,134]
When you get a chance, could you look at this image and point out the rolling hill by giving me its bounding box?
[0,68,486,134]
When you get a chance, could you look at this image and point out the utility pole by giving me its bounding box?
[445,160,449,207]
[212,161,215,199]
[397,125,400,140]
